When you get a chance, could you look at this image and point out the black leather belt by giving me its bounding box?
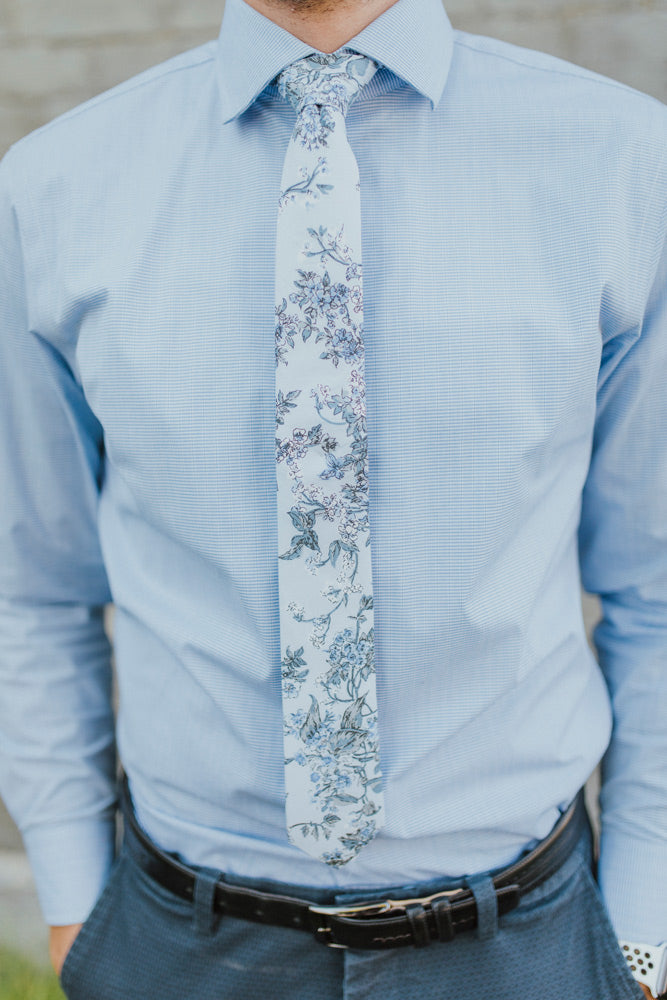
[121,777,587,950]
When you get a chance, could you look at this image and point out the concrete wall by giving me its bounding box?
[1,0,666,156]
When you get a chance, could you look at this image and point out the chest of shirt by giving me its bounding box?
[57,99,604,517]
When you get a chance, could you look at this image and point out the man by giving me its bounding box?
[0,0,665,994]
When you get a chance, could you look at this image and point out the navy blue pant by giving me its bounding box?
[60,811,643,1000]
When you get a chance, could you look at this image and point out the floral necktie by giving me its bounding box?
[274,50,385,866]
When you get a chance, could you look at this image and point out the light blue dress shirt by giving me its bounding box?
[0,0,666,945]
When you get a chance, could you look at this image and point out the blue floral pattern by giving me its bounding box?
[274,51,384,865]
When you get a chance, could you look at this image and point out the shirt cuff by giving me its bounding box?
[598,830,667,945]
[22,817,117,926]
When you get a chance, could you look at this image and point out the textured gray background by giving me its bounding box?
[0,0,664,966]
[1,0,666,155]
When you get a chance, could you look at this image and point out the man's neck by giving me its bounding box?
[241,0,399,52]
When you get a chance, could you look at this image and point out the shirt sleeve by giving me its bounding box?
[0,148,117,926]
[578,216,667,944]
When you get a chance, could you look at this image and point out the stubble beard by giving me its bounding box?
[263,0,365,14]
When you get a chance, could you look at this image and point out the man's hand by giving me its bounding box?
[638,985,653,999]
[49,923,83,977]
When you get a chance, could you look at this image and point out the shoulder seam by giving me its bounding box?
[12,45,216,151]
[452,32,666,109]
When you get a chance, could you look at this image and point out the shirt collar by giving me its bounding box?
[216,0,454,123]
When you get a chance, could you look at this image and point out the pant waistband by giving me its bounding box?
[119,775,588,950]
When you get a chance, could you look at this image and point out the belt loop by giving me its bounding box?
[405,903,431,947]
[463,873,498,942]
[193,868,223,937]
[432,896,455,942]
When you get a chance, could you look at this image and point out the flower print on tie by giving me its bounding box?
[274,50,385,866]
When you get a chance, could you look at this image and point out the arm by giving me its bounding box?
[0,148,117,929]
[578,222,667,945]
[49,924,83,976]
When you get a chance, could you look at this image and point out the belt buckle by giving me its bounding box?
[309,888,464,948]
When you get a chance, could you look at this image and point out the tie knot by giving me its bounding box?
[277,50,378,118]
